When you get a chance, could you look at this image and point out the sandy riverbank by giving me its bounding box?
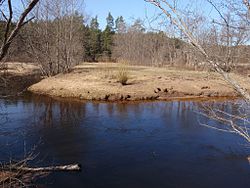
[28,63,250,101]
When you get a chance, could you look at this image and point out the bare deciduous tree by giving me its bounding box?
[26,0,85,76]
[113,19,186,67]
[145,0,250,145]
[0,0,39,62]
[145,0,250,101]
[0,0,40,96]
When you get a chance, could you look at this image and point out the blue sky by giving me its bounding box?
[84,0,217,30]
[10,0,157,29]
[84,0,158,29]
[9,0,218,30]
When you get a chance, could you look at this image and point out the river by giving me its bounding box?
[0,95,250,188]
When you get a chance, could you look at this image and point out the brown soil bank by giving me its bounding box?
[28,63,250,101]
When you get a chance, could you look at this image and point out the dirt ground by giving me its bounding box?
[28,62,250,101]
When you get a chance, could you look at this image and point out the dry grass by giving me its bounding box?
[0,62,40,76]
[28,62,250,101]
[117,60,129,85]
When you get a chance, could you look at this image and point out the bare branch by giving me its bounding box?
[243,0,250,12]
[3,0,13,45]
[0,0,39,62]
[207,0,229,27]
[145,0,250,102]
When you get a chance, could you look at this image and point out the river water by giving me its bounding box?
[0,95,250,188]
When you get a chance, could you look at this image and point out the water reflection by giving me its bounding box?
[0,96,250,188]
[21,97,204,128]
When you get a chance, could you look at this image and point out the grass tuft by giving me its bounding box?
[117,60,129,85]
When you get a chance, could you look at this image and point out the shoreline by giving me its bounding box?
[28,91,240,104]
[27,62,248,102]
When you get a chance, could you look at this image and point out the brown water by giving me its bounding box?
[0,95,250,188]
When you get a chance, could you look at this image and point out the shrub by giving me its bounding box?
[117,60,129,85]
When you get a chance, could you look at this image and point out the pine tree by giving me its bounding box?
[90,16,99,30]
[129,19,145,33]
[102,13,115,60]
[106,12,114,32]
[115,16,126,33]
[89,16,102,61]
[82,25,91,61]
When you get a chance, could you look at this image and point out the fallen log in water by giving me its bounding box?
[5,164,81,172]
[1,163,81,186]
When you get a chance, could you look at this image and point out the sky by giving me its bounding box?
[9,0,219,31]
[84,0,217,30]
[10,0,158,29]
[84,0,159,29]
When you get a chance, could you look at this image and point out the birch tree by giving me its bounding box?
[145,0,250,144]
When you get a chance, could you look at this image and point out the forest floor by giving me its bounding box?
[28,62,250,101]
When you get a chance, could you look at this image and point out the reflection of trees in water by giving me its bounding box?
[2,95,244,143]
[2,96,247,162]
[106,101,197,120]
[0,101,8,127]
[0,99,22,128]
[0,99,34,161]
[89,101,201,129]
[18,96,90,162]
[29,96,86,127]
[0,101,8,153]
[2,96,241,132]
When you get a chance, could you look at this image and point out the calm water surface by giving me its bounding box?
[0,95,250,188]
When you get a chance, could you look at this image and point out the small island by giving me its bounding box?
[28,62,249,101]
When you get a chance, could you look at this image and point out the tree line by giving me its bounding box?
[1,0,250,77]
[0,0,188,76]
[1,12,186,76]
